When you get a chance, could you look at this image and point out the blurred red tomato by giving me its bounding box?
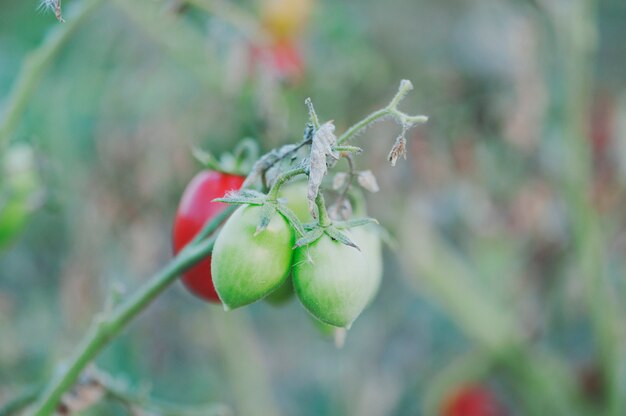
[172,171,245,302]
[441,385,506,416]
[249,40,305,83]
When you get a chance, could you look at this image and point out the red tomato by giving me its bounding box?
[249,40,305,83]
[173,171,245,302]
[441,385,505,416]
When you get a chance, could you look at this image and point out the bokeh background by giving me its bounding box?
[1,0,626,414]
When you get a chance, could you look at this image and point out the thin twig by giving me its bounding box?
[337,80,427,145]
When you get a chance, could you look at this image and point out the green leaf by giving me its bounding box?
[294,227,324,248]
[213,191,266,206]
[255,204,277,235]
[276,204,305,237]
[239,189,266,199]
[324,227,360,250]
[192,146,222,171]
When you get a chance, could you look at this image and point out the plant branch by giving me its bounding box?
[267,166,307,200]
[0,0,104,147]
[337,80,427,145]
[315,193,331,227]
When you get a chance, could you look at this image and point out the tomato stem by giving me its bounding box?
[267,166,307,201]
[337,80,427,146]
[315,193,331,227]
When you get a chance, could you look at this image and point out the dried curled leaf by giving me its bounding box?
[387,133,407,167]
[307,122,339,217]
[357,170,380,193]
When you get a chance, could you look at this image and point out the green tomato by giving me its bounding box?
[351,225,383,303]
[293,232,371,328]
[211,205,294,310]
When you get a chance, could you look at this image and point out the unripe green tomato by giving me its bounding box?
[351,226,383,303]
[212,205,294,309]
[293,232,371,328]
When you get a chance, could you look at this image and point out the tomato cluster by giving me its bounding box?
[173,172,383,330]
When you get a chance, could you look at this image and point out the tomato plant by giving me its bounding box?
[172,170,245,302]
[441,385,506,416]
[22,80,427,415]
[211,204,295,309]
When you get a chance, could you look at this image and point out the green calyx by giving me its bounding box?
[193,138,260,177]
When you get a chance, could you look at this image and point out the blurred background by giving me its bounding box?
[1,0,626,414]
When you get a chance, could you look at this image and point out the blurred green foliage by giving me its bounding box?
[1,0,626,415]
